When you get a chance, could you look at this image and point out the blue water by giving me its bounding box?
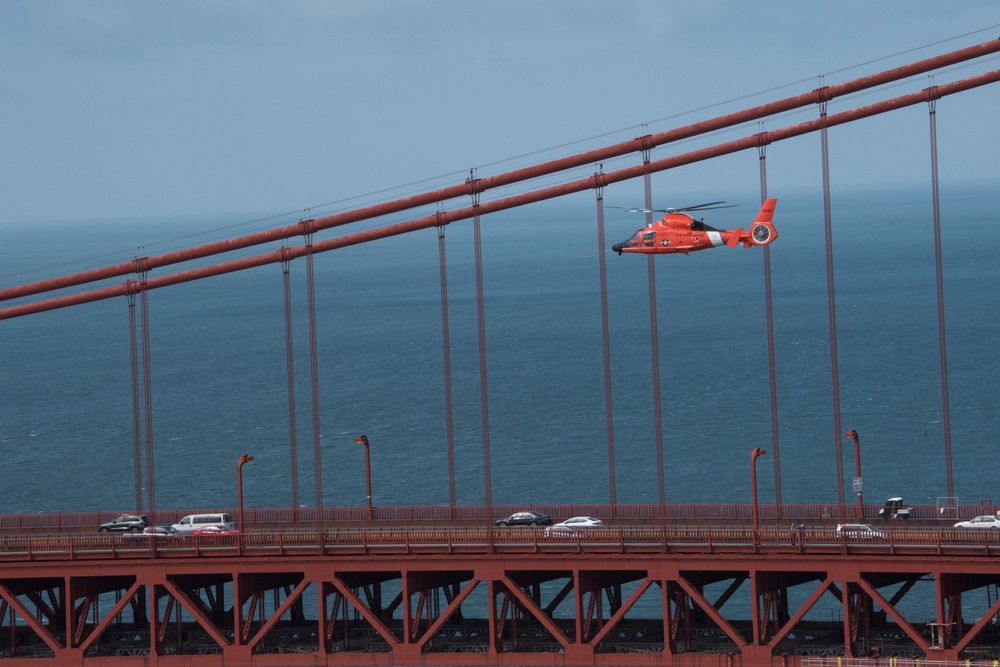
[1,182,998,517]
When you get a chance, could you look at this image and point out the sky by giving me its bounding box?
[2,1,999,227]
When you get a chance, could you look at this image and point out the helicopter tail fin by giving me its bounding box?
[746,198,778,247]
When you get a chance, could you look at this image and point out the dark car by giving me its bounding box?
[495,511,552,527]
[98,514,150,533]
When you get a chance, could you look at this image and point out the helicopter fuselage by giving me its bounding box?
[612,198,777,255]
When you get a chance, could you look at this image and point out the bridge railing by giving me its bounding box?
[2,524,1000,562]
[3,501,995,533]
[0,502,993,535]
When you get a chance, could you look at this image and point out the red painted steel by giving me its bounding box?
[2,528,1000,665]
[140,289,155,515]
[2,38,999,307]
[281,258,300,509]
[435,226,458,509]
[594,186,617,506]
[819,95,846,513]
[927,98,955,498]
[757,147,781,506]
[306,247,323,512]
[642,150,666,507]
[472,200,494,511]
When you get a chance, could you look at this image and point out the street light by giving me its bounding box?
[237,454,254,534]
[751,447,767,545]
[354,435,372,520]
[845,429,863,520]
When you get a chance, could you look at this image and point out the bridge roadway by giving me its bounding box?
[1,524,1000,667]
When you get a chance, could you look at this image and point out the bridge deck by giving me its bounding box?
[2,528,1000,667]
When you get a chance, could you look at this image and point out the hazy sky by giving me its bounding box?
[2,2,999,225]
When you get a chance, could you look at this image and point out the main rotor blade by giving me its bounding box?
[610,201,739,214]
[608,206,667,214]
[675,201,737,211]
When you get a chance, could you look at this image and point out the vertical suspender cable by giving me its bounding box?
[304,225,324,516]
[436,217,458,510]
[594,170,617,508]
[819,85,846,513]
[128,289,143,513]
[758,132,783,506]
[281,253,300,511]
[139,264,156,518]
[469,173,493,511]
[927,89,955,498]
[642,136,666,508]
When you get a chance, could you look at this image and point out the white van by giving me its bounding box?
[171,513,235,533]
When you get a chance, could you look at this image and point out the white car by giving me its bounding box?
[543,524,587,538]
[557,516,604,528]
[124,525,178,538]
[543,516,604,538]
[835,523,887,538]
[954,515,1000,529]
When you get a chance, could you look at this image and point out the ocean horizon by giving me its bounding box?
[1,181,997,518]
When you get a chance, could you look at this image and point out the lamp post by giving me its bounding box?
[237,454,254,534]
[751,447,767,545]
[845,429,863,520]
[354,435,372,520]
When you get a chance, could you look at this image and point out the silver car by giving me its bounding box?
[954,515,1000,529]
[836,523,887,538]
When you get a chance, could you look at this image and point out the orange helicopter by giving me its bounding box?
[611,198,778,255]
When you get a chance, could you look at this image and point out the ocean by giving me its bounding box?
[1,181,998,518]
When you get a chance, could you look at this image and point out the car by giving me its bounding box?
[191,525,241,536]
[953,515,1000,529]
[124,525,179,538]
[98,514,150,533]
[495,511,552,527]
[543,523,589,539]
[557,516,604,528]
[171,512,236,533]
[836,523,888,538]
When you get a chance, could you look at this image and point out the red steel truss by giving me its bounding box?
[2,528,1000,666]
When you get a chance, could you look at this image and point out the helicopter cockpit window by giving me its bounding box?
[641,231,656,246]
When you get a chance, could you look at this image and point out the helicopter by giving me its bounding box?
[611,198,778,255]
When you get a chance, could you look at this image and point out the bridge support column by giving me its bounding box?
[487,579,499,658]
[148,583,165,658]
[396,569,431,664]
[317,580,331,658]
[741,642,773,664]
[393,642,424,664]
[563,642,594,664]
[222,644,254,664]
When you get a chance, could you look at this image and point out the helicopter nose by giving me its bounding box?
[611,241,625,255]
